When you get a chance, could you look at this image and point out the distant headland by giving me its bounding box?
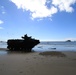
[66,40,71,42]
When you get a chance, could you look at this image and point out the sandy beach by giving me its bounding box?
[0,50,76,75]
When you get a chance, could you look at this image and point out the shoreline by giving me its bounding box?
[0,47,76,51]
[0,48,8,50]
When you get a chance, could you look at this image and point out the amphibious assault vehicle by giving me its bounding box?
[7,34,40,52]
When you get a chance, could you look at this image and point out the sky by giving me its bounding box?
[0,0,76,41]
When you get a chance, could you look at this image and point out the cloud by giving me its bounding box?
[10,0,76,19]
[0,20,4,29]
[0,27,3,29]
[52,0,76,12]
[2,11,6,14]
[0,6,6,14]
[0,20,4,24]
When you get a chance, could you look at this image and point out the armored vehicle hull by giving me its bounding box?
[7,34,40,52]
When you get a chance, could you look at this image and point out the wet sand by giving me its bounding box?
[0,50,76,75]
[0,48,8,50]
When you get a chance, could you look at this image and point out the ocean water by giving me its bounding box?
[0,41,76,52]
[0,42,7,48]
[33,41,76,52]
